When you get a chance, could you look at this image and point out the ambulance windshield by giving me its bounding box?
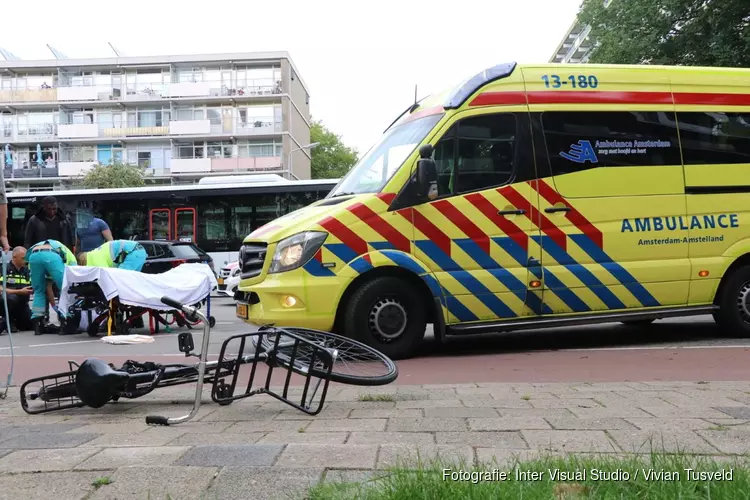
[328,113,443,197]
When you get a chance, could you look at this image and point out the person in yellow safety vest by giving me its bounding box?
[0,246,33,334]
[25,239,77,335]
[77,240,147,272]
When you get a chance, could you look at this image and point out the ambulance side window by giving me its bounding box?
[677,112,750,165]
[433,113,517,196]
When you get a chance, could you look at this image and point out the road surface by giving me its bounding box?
[1,297,749,384]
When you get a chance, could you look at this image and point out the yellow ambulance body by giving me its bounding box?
[235,61,750,360]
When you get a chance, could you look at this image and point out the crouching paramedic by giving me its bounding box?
[26,239,77,335]
[77,240,147,272]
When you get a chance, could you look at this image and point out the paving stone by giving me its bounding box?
[75,446,191,470]
[657,392,742,407]
[395,399,465,409]
[476,448,566,467]
[324,468,388,485]
[347,432,435,445]
[377,444,474,469]
[704,419,750,429]
[167,432,268,446]
[459,398,532,408]
[198,406,280,421]
[545,417,638,430]
[497,408,577,419]
[305,418,386,432]
[626,418,721,431]
[207,466,324,500]
[0,449,11,460]
[424,407,499,418]
[0,471,106,500]
[322,401,398,411]
[529,398,602,409]
[714,406,750,419]
[276,444,378,469]
[78,429,188,447]
[349,408,422,418]
[88,466,218,500]
[468,417,551,431]
[4,423,85,434]
[696,429,750,454]
[70,422,150,434]
[636,406,733,419]
[224,420,315,433]
[436,431,528,449]
[273,406,353,420]
[566,406,657,419]
[0,432,99,449]
[0,447,101,473]
[386,418,467,432]
[173,444,283,467]
[521,430,620,453]
[454,387,495,396]
[607,429,720,454]
[258,431,349,444]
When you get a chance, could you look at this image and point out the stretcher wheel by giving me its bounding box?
[208,316,216,328]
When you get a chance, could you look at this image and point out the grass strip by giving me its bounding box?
[309,452,750,499]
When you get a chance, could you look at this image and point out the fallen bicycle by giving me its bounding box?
[19,295,399,425]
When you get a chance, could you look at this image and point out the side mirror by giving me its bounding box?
[415,144,438,201]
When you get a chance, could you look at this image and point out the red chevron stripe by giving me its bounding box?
[314,249,323,262]
[376,193,397,205]
[318,216,369,256]
[405,209,452,256]
[498,185,567,251]
[530,180,604,249]
[432,199,490,254]
[348,202,411,253]
[464,192,528,251]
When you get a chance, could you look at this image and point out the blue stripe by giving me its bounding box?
[349,257,373,274]
[570,234,661,308]
[324,243,360,264]
[528,265,591,313]
[302,261,335,277]
[533,235,626,310]
[446,295,479,322]
[381,250,426,275]
[455,238,553,315]
[370,242,397,251]
[417,241,517,318]
[492,237,528,267]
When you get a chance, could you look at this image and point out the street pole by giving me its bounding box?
[288,142,320,180]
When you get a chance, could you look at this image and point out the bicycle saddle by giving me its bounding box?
[76,358,130,408]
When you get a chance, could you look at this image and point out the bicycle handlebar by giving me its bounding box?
[160,296,201,322]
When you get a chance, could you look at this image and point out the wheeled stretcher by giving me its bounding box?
[57,264,219,336]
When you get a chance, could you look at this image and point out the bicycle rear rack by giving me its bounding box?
[20,361,86,414]
[211,330,334,414]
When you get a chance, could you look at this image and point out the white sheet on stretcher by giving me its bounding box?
[57,263,219,313]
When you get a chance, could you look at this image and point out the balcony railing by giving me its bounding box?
[0,79,283,104]
[3,118,281,142]
[2,155,283,179]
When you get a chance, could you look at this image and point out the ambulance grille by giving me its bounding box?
[239,243,268,279]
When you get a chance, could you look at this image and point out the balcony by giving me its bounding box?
[58,161,97,177]
[170,157,211,174]
[101,125,170,137]
[58,123,99,139]
[0,80,283,105]
[210,156,282,172]
[169,119,211,135]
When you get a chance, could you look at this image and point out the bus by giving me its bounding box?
[6,175,339,267]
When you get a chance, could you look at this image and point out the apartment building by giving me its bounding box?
[549,0,612,64]
[0,51,312,191]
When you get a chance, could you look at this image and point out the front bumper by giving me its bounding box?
[235,271,346,332]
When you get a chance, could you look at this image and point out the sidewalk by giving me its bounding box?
[0,381,749,499]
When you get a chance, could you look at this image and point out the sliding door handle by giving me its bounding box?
[544,206,571,213]
[498,209,525,216]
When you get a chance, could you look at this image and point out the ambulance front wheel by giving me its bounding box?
[714,264,750,338]
[343,276,427,361]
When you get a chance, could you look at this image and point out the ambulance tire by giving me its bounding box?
[714,265,750,338]
[343,276,426,361]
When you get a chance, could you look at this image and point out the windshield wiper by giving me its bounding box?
[329,192,357,198]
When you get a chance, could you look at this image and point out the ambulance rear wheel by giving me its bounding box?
[343,276,426,361]
[714,265,750,338]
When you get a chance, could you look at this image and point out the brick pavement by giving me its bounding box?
[0,381,749,499]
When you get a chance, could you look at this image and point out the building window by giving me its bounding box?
[207,142,233,158]
[433,113,517,196]
[177,143,204,159]
[677,112,750,165]
[541,111,682,174]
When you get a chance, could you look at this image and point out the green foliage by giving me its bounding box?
[310,119,359,179]
[578,0,750,66]
[80,161,147,189]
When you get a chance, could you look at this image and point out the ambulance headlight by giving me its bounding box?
[269,231,328,274]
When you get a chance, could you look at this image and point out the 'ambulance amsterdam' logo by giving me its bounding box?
[560,140,599,164]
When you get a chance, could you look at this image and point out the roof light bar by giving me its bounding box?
[443,62,517,109]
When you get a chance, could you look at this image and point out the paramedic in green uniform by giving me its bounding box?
[77,240,147,272]
[25,239,77,334]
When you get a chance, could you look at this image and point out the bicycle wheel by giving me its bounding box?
[35,381,78,401]
[254,327,398,386]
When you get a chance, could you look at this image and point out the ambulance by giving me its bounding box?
[235,61,750,360]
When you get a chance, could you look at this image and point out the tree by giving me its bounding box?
[310,120,359,179]
[80,160,147,189]
[578,0,750,66]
